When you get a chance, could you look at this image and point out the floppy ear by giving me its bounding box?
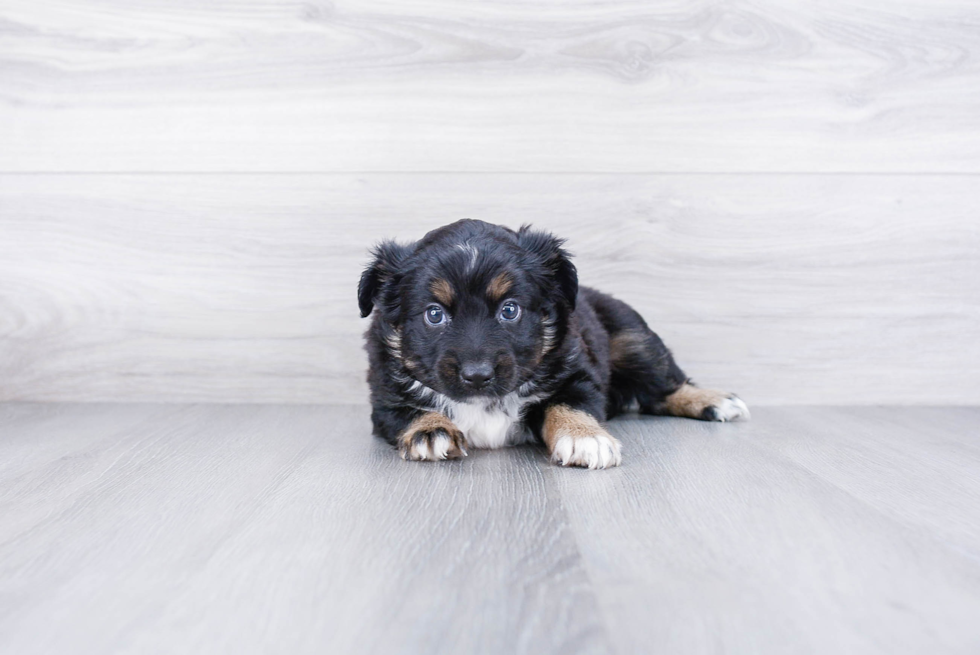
[357,240,411,318]
[517,225,579,310]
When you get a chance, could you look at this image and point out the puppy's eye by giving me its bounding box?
[424,305,446,326]
[499,301,521,322]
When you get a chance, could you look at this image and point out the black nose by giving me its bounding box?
[460,362,494,389]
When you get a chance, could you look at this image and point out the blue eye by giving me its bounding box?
[424,305,446,326]
[499,301,521,322]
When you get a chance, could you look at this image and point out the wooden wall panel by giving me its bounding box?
[1,0,979,172]
[2,0,977,404]
[2,174,977,404]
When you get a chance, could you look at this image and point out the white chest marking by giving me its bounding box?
[408,382,540,449]
[446,396,533,449]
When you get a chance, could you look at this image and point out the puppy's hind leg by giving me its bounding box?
[657,383,750,422]
[610,327,750,422]
[591,290,749,422]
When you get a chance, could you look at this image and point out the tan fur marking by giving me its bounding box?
[486,272,514,302]
[400,412,457,443]
[398,412,467,460]
[609,329,650,367]
[542,405,604,451]
[429,278,454,306]
[663,384,728,418]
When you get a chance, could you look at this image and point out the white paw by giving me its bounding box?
[551,433,622,470]
[707,395,751,422]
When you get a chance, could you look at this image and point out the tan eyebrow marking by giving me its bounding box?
[430,278,454,306]
[486,272,514,302]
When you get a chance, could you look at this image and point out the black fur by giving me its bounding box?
[359,219,703,449]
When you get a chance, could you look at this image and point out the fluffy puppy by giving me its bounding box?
[358,219,748,469]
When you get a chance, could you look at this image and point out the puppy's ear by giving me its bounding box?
[517,225,578,310]
[358,240,411,318]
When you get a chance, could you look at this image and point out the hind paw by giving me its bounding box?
[663,384,751,422]
[701,394,751,422]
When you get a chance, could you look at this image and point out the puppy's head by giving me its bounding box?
[359,219,577,400]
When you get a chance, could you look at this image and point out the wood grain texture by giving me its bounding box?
[558,407,980,654]
[2,173,977,404]
[1,0,979,172]
[2,403,979,654]
[0,403,610,655]
[747,407,980,557]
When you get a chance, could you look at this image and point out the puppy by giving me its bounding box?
[358,219,749,469]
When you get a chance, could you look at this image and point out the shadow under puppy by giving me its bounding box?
[358,219,749,470]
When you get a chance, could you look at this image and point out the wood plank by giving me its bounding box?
[3,404,980,653]
[746,406,980,559]
[1,173,977,404]
[2,0,979,172]
[558,408,980,654]
[0,403,184,541]
[0,403,609,655]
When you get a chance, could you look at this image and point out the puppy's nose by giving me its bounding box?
[460,362,494,389]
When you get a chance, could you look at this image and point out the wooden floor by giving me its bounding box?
[1,404,978,654]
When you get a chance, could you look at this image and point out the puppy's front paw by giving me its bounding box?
[551,432,622,470]
[399,412,468,461]
[663,383,751,422]
[543,404,622,470]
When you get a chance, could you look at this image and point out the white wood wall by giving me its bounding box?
[1,0,978,404]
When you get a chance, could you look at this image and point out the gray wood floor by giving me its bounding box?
[1,404,978,654]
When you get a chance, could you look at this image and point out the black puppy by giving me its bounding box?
[358,219,749,469]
